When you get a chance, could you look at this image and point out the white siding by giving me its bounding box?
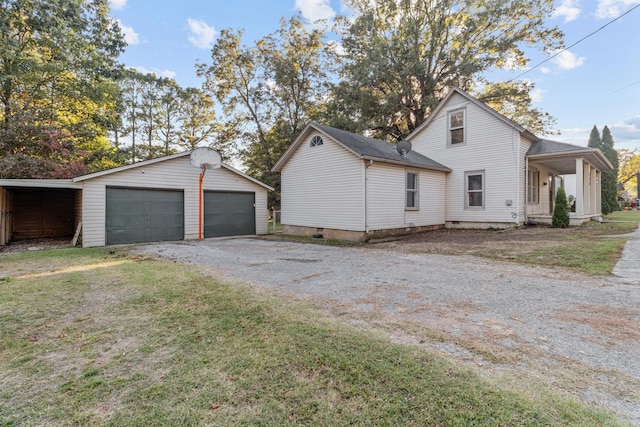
[519,136,532,222]
[526,165,554,216]
[281,132,365,231]
[366,163,446,230]
[82,157,268,247]
[411,93,522,225]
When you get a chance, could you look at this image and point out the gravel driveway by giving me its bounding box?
[136,237,640,424]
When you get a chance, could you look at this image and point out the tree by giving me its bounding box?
[118,69,144,163]
[617,148,640,197]
[588,125,601,149]
[177,87,222,154]
[328,0,563,141]
[552,187,570,228]
[600,126,619,214]
[156,78,183,156]
[0,0,126,177]
[198,15,330,207]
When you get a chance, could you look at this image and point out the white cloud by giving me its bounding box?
[530,88,544,103]
[595,0,640,19]
[553,0,581,22]
[116,19,139,45]
[187,18,217,50]
[109,0,126,10]
[295,0,336,23]
[133,66,177,79]
[611,116,640,140]
[553,50,586,70]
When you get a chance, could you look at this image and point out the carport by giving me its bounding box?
[0,180,82,246]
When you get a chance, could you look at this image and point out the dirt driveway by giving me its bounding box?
[136,237,640,424]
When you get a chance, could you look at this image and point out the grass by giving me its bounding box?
[605,209,640,222]
[0,248,626,426]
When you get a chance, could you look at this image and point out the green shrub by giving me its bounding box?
[552,187,570,228]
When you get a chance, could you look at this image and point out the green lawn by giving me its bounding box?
[0,248,625,426]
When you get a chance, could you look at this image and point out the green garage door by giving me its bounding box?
[106,187,184,245]
[204,191,255,238]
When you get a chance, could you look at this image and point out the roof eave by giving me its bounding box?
[74,151,191,182]
[527,149,613,171]
[361,156,451,172]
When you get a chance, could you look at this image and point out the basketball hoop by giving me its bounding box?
[190,147,221,171]
[189,148,222,240]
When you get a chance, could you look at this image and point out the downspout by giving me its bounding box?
[524,156,528,226]
[516,130,524,226]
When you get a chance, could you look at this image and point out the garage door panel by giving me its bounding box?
[204,191,255,238]
[106,187,184,245]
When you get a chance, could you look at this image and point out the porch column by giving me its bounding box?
[596,170,602,214]
[583,163,591,216]
[575,158,584,216]
[590,166,597,215]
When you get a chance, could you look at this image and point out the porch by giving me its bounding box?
[525,140,613,225]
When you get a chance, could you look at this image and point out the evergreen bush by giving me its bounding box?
[552,187,570,228]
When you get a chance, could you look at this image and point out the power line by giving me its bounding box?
[603,80,640,97]
[508,3,640,82]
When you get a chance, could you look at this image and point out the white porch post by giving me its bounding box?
[575,158,584,216]
[590,167,597,215]
[596,170,602,214]
[583,163,591,216]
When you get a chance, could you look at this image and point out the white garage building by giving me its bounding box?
[0,151,272,247]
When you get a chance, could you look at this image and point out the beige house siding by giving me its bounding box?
[82,156,268,247]
[366,163,446,230]
[410,93,522,226]
[280,132,365,231]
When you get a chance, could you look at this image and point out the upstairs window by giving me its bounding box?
[406,171,419,210]
[448,109,465,146]
[310,135,323,147]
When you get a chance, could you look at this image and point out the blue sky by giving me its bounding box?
[108,0,640,151]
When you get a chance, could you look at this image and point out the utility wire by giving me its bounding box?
[508,3,640,82]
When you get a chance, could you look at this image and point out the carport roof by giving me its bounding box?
[0,179,82,189]
[1,151,274,191]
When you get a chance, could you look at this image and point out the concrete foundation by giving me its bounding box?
[282,224,445,242]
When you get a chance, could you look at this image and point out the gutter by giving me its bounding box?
[359,155,452,173]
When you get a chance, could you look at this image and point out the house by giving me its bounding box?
[0,150,272,247]
[272,123,451,241]
[273,87,612,241]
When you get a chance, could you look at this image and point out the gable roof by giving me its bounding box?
[272,122,451,172]
[407,87,539,143]
[73,150,273,190]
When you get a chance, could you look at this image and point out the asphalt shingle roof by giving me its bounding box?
[527,139,594,156]
[312,123,451,172]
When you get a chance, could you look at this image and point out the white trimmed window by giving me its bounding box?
[527,169,539,204]
[465,171,484,209]
[448,109,465,145]
[310,135,323,147]
[406,171,419,210]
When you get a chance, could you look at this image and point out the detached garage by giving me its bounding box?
[0,150,272,247]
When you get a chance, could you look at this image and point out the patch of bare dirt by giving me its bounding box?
[555,304,640,344]
[0,238,74,254]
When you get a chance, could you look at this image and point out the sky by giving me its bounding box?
[108,0,640,152]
